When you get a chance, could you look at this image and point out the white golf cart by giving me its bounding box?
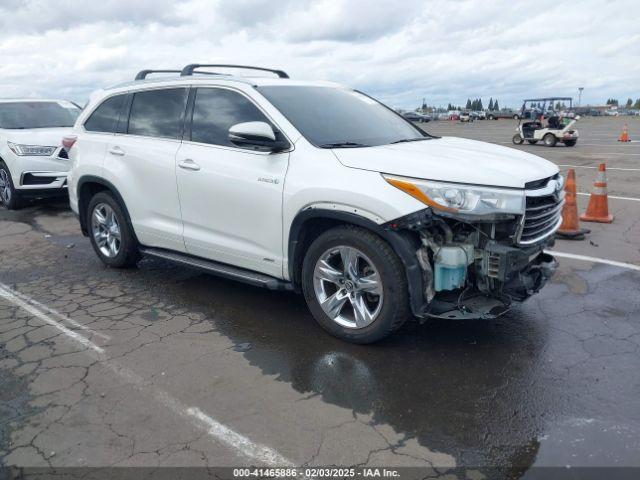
[512,97,579,147]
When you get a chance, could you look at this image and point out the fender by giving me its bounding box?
[76,175,138,243]
[288,208,426,317]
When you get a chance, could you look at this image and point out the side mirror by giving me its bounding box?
[228,121,289,152]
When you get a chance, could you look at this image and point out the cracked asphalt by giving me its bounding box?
[1,118,639,479]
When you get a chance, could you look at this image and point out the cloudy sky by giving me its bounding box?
[1,0,638,109]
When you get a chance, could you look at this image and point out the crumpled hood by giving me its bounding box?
[333,136,558,188]
[2,127,72,147]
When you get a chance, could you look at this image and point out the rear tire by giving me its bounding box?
[301,225,409,344]
[526,139,539,145]
[543,133,557,147]
[87,191,140,268]
[0,162,22,210]
[512,134,524,145]
[564,139,577,147]
[488,115,495,120]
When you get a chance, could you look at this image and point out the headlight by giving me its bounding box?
[7,141,56,156]
[383,174,525,215]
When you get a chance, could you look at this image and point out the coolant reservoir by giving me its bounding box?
[434,244,474,292]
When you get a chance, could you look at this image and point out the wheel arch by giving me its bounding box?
[77,175,138,242]
[288,208,425,317]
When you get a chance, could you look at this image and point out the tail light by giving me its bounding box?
[62,135,77,149]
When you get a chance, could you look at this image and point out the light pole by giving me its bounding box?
[578,87,584,107]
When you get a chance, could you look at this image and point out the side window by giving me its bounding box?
[127,88,188,139]
[191,88,272,147]
[84,95,125,133]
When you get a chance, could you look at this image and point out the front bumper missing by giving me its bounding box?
[424,251,558,320]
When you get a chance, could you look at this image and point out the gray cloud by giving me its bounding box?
[0,0,637,109]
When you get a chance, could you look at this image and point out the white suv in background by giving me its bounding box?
[0,99,81,209]
[67,64,562,343]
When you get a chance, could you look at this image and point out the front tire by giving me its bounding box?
[512,134,524,145]
[301,225,409,344]
[564,139,577,147]
[543,133,557,147]
[0,162,22,210]
[87,191,140,268]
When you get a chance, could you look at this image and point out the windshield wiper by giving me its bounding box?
[318,141,370,148]
[390,137,431,144]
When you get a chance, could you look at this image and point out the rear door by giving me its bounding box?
[103,87,189,252]
[175,87,289,278]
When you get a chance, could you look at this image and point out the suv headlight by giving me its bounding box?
[384,174,525,215]
[7,141,56,156]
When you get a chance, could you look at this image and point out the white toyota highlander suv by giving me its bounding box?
[0,99,82,209]
[67,64,563,343]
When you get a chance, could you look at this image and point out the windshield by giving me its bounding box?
[0,101,81,129]
[258,86,428,147]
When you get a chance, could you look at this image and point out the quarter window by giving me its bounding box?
[128,88,188,139]
[191,88,272,147]
[84,95,125,133]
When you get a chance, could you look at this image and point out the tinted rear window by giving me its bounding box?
[190,88,271,147]
[0,101,80,129]
[127,88,188,139]
[84,95,126,133]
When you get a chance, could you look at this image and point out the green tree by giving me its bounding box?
[493,99,499,111]
[634,98,640,109]
[488,98,494,111]
[466,99,472,110]
[626,98,633,108]
[477,98,483,111]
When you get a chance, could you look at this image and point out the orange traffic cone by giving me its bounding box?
[557,169,590,239]
[580,163,614,223]
[618,123,630,142]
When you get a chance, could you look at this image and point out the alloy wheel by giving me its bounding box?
[313,246,383,329]
[0,169,11,204]
[91,203,121,258]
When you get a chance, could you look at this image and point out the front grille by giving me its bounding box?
[519,176,564,244]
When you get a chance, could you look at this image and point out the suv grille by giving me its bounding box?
[519,176,564,245]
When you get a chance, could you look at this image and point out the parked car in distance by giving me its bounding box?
[472,111,486,120]
[604,109,619,116]
[487,109,517,120]
[459,112,472,122]
[67,64,561,344]
[0,99,81,209]
[402,111,431,123]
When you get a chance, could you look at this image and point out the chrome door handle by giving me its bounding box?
[108,146,125,156]
[178,159,201,171]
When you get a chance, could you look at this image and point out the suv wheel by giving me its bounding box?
[0,162,21,210]
[302,225,409,344]
[88,191,140,268]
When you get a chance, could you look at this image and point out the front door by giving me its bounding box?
[175,87,289,278]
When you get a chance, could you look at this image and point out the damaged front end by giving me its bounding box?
[384,175,563,320]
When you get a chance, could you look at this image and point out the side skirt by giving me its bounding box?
[140,247,294,291]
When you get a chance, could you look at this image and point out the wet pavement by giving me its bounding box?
[1,118,640,479]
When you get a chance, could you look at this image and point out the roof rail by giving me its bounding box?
[180,64,289,79]
[135,69,182,80]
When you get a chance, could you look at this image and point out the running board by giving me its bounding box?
[140,247,294,291]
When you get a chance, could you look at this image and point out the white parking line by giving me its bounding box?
[0,282,293,466]
[546,251,640,272]
[4,286,110,340]
[0,284,105,353]
[576,192,640,202]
